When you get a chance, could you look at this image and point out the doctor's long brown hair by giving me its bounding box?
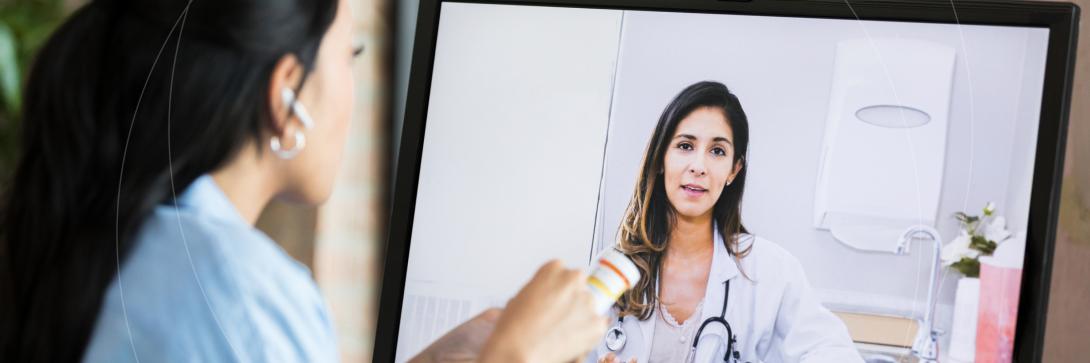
[616,81,751,320]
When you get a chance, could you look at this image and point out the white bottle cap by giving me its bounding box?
[587,248,641,315]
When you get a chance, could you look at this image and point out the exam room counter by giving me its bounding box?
[835,312,925,363]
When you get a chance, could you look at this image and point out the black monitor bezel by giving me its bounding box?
[375,1,1079,362]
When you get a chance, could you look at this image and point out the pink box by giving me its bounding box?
[975,262,1023,363]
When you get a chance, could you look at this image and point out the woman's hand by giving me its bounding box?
[478,260,609,363]
[408,308,503,363]
[596,352,637,363]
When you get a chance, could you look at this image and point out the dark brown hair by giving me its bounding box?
[0,0,337,360]
[616,81,751,320]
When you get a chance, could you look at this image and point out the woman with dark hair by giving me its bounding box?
[589,81,861,363]
[0,0,604,361]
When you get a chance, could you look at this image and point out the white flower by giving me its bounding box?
[941,231,978,266]
[983,216,1012,244]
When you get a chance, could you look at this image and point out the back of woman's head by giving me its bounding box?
[0,0,337,360]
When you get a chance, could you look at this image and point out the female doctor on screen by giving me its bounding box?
[589,81,863,363]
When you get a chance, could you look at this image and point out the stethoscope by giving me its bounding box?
[604,280,743,362]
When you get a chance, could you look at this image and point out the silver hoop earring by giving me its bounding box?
[270,130,306,159]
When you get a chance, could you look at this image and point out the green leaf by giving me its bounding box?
[969,235,997,255]
[954,212,980,229]
[0,0,66,188]
[951,257,980,278]
[0,22,19,117]
[954,212,968,223]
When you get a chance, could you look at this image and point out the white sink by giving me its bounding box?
[856,342,917,363]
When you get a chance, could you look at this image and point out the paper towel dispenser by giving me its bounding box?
[813,38,956,252]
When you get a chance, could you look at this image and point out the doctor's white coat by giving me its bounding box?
[586,233,863,363]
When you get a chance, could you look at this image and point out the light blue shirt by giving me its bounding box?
[83,175,338,362]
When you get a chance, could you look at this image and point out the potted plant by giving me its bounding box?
[942,202,1012,362]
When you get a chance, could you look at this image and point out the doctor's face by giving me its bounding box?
[663,107,740,220]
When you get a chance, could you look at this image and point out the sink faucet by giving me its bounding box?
[894,225,943,363]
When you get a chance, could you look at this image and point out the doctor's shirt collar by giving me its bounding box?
[713,228,755,283]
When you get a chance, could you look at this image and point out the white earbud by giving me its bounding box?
[271,88,315,159]
[280,88,315,130]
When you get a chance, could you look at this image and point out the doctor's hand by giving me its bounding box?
[479,260,609,363]
[597,353,637,363]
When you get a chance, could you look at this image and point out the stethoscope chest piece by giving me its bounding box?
[605,323,626,351]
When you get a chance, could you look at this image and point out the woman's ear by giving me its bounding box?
[267,54,304,141]
[730,157,744,181]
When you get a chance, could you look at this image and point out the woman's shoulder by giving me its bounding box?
[737,233,795,259]
[140,200,316,281]
[82,204,335,362]
[129,202,326,317]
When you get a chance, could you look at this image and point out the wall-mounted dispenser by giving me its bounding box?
[813,38,956,252]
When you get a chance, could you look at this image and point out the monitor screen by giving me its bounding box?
[388,2,1068,362]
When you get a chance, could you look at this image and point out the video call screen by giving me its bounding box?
[394,3,1049,361]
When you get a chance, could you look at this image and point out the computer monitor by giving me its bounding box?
[376,1,1078,362]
